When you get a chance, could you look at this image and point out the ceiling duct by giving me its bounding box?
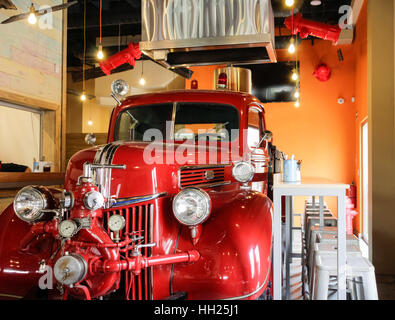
[139,0,277,67]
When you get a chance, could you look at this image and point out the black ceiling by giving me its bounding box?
[67,0,351,69]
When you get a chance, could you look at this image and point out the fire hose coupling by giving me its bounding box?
[54,253,88,287]
[92,249,201,275]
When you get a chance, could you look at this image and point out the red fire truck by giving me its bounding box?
[0,82,274,300]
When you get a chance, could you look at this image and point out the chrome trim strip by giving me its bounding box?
[111,192,168,208]
[93,142,123,209]
[185,181,231,189]
[180,164,231,170]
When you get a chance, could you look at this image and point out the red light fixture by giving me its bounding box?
[191,80,198,90]
[217,72,228,89]
[313,63,331,82]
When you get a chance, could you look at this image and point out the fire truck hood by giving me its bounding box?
[65,141,239,198]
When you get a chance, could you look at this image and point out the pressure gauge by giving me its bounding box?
[83,191,104,211]
[108,215,126,232]
[59,220,78,238]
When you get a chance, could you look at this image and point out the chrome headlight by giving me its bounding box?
[111,79,129,97]
[232,161,255,183]
[14,186,47,223]
[172,188,211,226]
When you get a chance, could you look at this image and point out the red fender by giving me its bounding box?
[171,190,273,300]
[0,204,52,299]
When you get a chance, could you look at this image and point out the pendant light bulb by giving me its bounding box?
[295,101,300,108]
[294,91,300,98]
[80,92,87,101]
[285,0,295,7]
[97,45,104,60]
[292,71,298,81]
[288,39,296,54]
[27,4,37,25]
[139,77,146,86]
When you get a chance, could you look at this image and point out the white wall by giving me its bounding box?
[0,104,41,169]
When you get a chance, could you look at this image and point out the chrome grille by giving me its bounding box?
[179,166,226,188]
[103,202,154,300]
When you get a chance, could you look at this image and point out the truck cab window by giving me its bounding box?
[247,107,264,149]
[174,102,239,141]
[115,102,240,142]
[115,103,173,141]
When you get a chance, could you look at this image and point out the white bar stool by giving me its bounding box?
[309,243,362,293]
[306,217,338,247]
[317,233,359,245]
[306,226,338,254]
[307,233,360,277]
[312,254,379,300]
[303,211,333,233]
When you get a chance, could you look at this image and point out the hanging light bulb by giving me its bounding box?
[288,38,296,54]
[285,0,295,7]
[139,61,146,86]
[295,101,300,108]
[88,120,93,126]
[294,90,300,98]
[292,70,298,81]
[27,4,37,25]
[97,45,104,60]
[80,92,87,101]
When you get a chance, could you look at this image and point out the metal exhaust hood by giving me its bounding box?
[139,0,277,68]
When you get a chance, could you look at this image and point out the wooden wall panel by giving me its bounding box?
[66,133,108,167]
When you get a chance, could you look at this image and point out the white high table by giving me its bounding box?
[272,177,350,300]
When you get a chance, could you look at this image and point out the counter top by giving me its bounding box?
[273,177,350,190]
[0,172,65,189]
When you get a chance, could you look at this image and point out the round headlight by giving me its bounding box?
[232,161,255,183]
[172,188,211,226]
[14,186,47,223]
[111,79,129,97]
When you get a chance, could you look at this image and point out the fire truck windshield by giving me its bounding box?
[114,102,240,142]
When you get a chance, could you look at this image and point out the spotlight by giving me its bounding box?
[285,0,295,7]
[97,45,104,60]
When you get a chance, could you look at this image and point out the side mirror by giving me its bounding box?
[85,133,97,146]
[262,130,273,142]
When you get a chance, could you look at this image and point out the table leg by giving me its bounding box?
[337,192,347,300]
[319,196,324,227]
[285,196,291,299]
[273,190,282,300]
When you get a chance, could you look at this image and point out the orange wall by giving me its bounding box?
[185,13,368,233]
[186,65,225,90]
